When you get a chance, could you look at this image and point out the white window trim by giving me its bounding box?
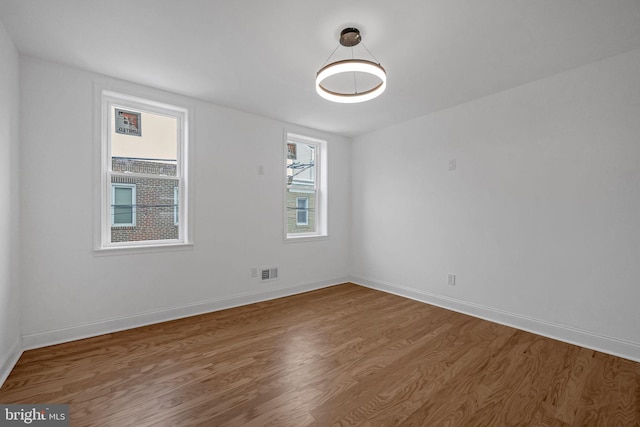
[284,131,328,241]
[111,183,136,227]
[95,87,193,254]
[296,197,309,225]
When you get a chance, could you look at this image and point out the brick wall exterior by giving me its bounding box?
[111,158,178,242]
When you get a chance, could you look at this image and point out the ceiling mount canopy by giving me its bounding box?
[339,27,362,47]
[316,27,386,104]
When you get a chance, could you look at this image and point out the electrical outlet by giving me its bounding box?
[251,267,258,278]
[447,273,456,286]
[449,159,456,171]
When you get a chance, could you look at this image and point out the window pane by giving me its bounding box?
[111,178,178,242]
[296,198,308,225]
[287,142,315,187]
[287,191,315,233]
[111,108,178,176]
[113,187,133,225]
[114,186,132,205]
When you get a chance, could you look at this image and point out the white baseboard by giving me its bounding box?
[22,277,347,351]
[351,275,640,363]
[0,338,22,388]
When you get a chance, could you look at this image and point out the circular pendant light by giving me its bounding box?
[315,28,386,103]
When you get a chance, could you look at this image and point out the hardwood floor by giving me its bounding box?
[1,283,638,426]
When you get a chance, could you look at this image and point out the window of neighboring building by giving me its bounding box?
[174,186,179,226]
[112,184,136,226]
[285,132,327,240]
[99,90,190,250]
[296,197,309,225]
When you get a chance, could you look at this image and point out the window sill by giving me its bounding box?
[94,242,194,256]
[284,234,328,243]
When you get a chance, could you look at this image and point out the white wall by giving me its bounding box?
[351,49,640,361]
[19,56,351,347]
[0,21,21,383]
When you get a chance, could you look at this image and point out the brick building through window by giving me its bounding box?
[111,157,178,242]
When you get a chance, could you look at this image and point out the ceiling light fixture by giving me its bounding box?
[316,27,386,103]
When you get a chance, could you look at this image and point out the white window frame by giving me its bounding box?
[284,132,328,241]
[97,89,191,252]
[296,197,309,225]
[111,183,136,227]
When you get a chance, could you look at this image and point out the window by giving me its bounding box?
[99,91,189,249]
[296,197,309,225]
[285,132,327,239]
[173,186,179,226]
[112,184,136,226]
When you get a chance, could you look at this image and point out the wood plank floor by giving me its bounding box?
[1,283,639,426]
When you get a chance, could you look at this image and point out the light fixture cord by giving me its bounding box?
[319,43,341,68]
[360,41,381,64]
[352,47,358,94]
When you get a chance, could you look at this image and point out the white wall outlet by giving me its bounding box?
[251,267,258,278]
[447,273,456,286]
[449,159,457,171]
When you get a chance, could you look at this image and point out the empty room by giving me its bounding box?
[1,1,639,425]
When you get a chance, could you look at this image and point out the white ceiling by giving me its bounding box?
[1,0,640,137]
